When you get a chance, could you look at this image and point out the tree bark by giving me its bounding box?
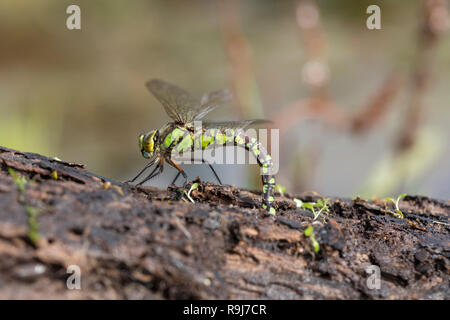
[0,146,448,299]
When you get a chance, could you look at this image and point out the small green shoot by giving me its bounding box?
[301,198,330,221]
[304,225,320,253]
[293,198,303,208]
[185,183,199,203]
[275,184,287,197]
[8,168,27,192]
[384,193,407,218]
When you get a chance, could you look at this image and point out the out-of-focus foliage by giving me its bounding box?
[0,0,449,198]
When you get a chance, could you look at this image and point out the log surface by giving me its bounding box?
[0,146,448,299]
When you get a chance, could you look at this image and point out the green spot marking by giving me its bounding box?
[164,128,185,149]
[215,132,226,145]
[201,134,214,149]
[235,135,245,145]
[176,135,193,153]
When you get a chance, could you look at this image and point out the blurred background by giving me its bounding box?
[0,0,449,199]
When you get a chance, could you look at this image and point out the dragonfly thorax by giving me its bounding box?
[139,129,159,158]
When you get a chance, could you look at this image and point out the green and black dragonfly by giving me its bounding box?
[127,79,276,214]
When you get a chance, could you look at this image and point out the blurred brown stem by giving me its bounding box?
[396,0,448,152]
[218,0,261,119]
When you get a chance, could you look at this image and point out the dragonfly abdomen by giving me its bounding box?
[165,126,275,214]
[238,132,275,214]
[200,128,276,214]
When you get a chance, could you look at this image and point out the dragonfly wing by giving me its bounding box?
[201,119,272,130]
[194,88,233,120]
[146,79,200,123]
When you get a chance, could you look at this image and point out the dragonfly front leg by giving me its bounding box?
[137,158,164,186]
[125,157,157,183]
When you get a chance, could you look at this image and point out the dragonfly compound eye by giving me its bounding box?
[138,134,144,152]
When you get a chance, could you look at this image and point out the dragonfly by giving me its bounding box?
[127,79,276,214]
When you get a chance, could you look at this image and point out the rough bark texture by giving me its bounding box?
[0,146,448,299]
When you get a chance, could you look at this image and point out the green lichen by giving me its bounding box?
[8,167,27,192]
[8,167,41,244]
[304,225,320,253]
[26,205,41,244]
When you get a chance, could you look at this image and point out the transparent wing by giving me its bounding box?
[146,79,200,123]
[194,89,233,120]
[201,119,272,130]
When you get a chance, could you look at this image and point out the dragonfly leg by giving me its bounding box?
[166,158,188,186]
[171,172,181,185]
[172,157,222,185]
[125,158,157,183]
[137,158,164,186]
[166,158,188,200]
[203,159,222,185]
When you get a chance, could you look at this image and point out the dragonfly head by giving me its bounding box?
[138,130,159,159]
